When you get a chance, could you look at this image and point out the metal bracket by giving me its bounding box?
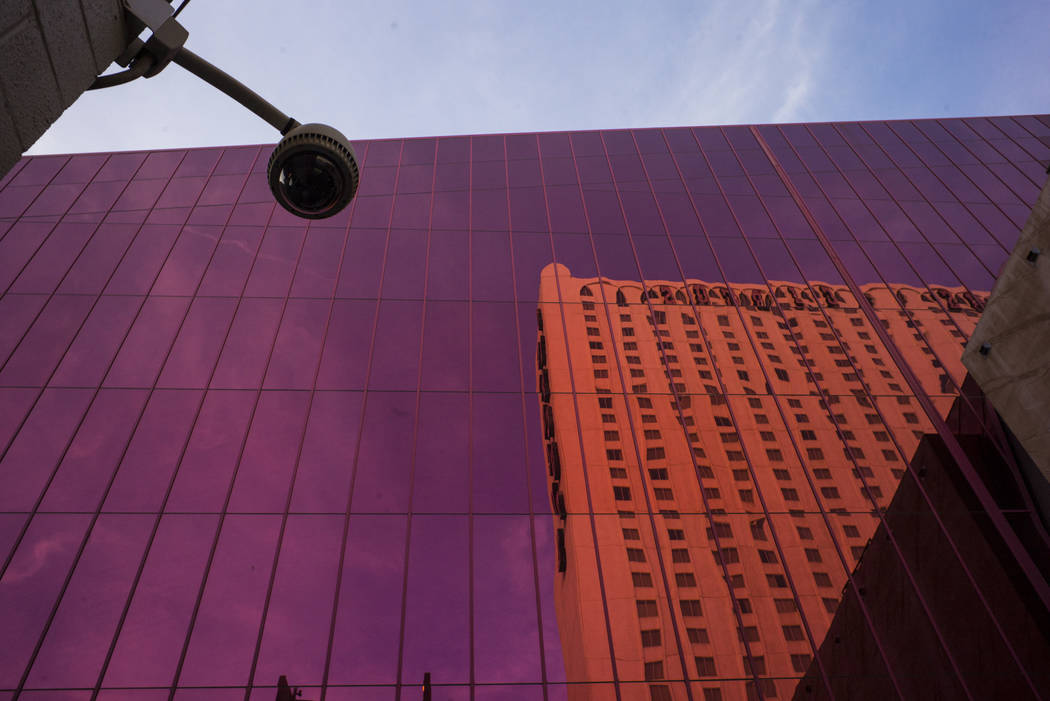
[123,0,189,76]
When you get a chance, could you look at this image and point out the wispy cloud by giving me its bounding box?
[24,0,1046,156]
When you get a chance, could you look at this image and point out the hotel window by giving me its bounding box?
[644,430,662,440]
[623,327,635,336]
[738,626,760,642]
[644,661,664,681]
[813,468,830,479]
[647,447,667,460]
[637,397,653,408]
[760,431,775,441]
[593,369,609,378]
[805,548,822,563]
[726,450,745,461]
[766,449,784,461]
[630,369,645,378]
[614,486,632,500]
[633,572,654,587]
[822,598,838,613]
[620,314,632,322]
[775,598,797,613]
[774,368,789,381]
[719,432,739,443]
[680,599,703,616]
[637,599,659,617]
[820,487,840,499]
[586,327,600,336]
[882,449,899,461]
[783,625,806,641]
[604,430,619,441]
[708,522,733,538]
[609,467,628,479]
[654,488,674,500]
[649,468,669,480]
[627,548,646,563]
[758,549,778,564]
[626,355,641,364]
[641,629,662,647]
[714,547,739,564]
[852,545,866,559]
[813,572,832,587]
[773,469,791,481]
[606,449,623,460]
[650,686,673,701]
[695,656,717,676]
[732,469,749,481]
[766,574,788,588]
[703,487,720,499]
[738,489,754,503]
[642,414,657,424]
[797,526,813,540]
[667,528,685,540]
[676,572,697,587]
[623,341,638,350]
[623,528,640,540]
[688,628,710,644]
[717,315,730,327]
[806,448,824,460]
[755,414,769,424]
[601,413,616,423]
[735,598,753,614]
[791,654,813,674]
[669,549,689,564]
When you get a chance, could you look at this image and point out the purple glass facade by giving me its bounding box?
[0,115,1048,700]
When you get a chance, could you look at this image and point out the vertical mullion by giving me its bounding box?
[317,140,398,701]
[165,159,318,700]
[392,137,438,701]
[537,133,623,701]
[503,135,552,701]
[90,147,272,700]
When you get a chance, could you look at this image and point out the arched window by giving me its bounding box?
[616,289,628,307]
[580,285,593,297]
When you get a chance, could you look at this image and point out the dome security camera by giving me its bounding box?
[267,123,360,219]
[90,0,363,220]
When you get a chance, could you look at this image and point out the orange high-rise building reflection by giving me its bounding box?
[536,263,985,701]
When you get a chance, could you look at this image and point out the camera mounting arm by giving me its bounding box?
[92,0,300,135]
[89,0,359,219]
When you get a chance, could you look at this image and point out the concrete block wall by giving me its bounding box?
[0,0,128,176]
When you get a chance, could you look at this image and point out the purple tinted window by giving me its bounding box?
[1,115,1047,698]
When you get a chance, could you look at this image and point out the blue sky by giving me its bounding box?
[27,0,1050,155]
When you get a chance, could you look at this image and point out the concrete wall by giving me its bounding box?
[963,174,1050,519]
[0,0,128,176]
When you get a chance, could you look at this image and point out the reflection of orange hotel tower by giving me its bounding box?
[536,263,985,701]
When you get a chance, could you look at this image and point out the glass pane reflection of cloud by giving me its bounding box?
[0,116,1046,699]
